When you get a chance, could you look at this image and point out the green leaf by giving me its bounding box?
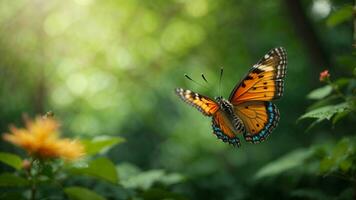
[307,95,339,111]
[69,157,118,184]
[255,149,312,179]
[121,169,165,189]
[332,110,351,124]
[0,152,22,170]
[339,159,352,172]
[319,157,336,174]
[307,85,332,100]
[64,187,106,200]
[298,102,351,121]
[81,136,125,155]
[120,168,184,190]
[326,5,353,27]
[334,78,351,88]
[116,162,141,180]
[0,173,29,187]
[319,138,353,174]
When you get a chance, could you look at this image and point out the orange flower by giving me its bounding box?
[319,70,330,82]
[3,117,85,161]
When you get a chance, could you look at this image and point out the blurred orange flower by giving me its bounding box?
[319,70,330,82]
[3,117,85,161]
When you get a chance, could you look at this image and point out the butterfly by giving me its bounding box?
[175,47,287,147]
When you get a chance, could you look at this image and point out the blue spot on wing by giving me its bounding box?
[244,102,280,144]
[212,122,240,147]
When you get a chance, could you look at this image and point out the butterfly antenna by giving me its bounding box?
[218,67,224,96]
[201,73,209,83]
[184,74,207,88]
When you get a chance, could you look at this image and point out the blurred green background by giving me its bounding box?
[0,0,354,199]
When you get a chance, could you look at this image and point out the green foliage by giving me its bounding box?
[64,187,106,200]
[121,169,184,190]
[0,152,22,170]
[81,136,125,156]
[0,1,354,200]
[0,173,29,187]
[255,149,312,179]
[326,5,354,27]
[299,102,352,121]
[69,157,119,184]
[140,188,188,200]
[307,85,332,100]
[319,138,355,175]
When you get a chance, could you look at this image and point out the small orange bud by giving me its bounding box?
[22,159,31,170]
[319,70,330,82]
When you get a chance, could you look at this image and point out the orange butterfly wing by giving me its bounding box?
[175,88,219,116]
[212,110,241,147]
[229,47,286,143]
[235,101,279,143]
[229,47,287,104]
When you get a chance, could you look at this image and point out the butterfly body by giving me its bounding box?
[175,47,287,147]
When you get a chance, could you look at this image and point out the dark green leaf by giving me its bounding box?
[319,157,336,174]
[334,78,351,88]
[0,152,22,170]
[326,5,353,27]
[140,188,188,200]
[332,110,351,124]
[0,173,29,187]
[307,85,332,100]
[81,136,125,155]
[291,189,331,200]
[69,157,118,184]
[64,186,106,200]
[339,159,352,172]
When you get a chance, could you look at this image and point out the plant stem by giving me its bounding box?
[29,158,38,200]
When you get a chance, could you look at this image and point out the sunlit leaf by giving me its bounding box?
[120,168,184,190]
[69,157,118,184]
[326,5,353,27]
[64,187,106,200]
[81,136,125,155]
[116,162,141,180]
[0,152,22,170]
[160,173,185,185]
[298,102,352,121]
[255,149,312,179]
[0,173,29,187]
[307,85,332,100]
[121,169,165,189]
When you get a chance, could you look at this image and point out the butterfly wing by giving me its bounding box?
[175,88,219,116]
[235,101,279,143]
[212,110,241,147]
[175,88,240,147]
[229,47,287,104]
